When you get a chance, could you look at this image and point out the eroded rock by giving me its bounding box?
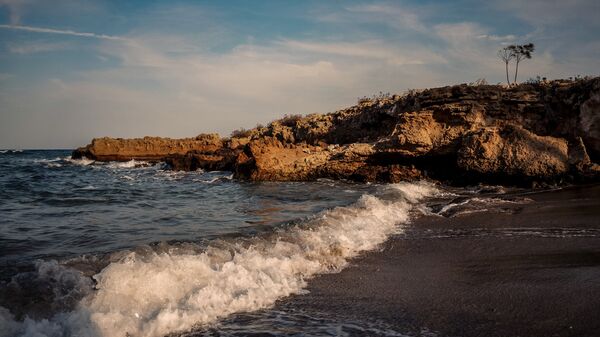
[73,77,600,185]
[457,125,569,179]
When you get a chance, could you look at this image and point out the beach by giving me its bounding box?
[268,184,600,337]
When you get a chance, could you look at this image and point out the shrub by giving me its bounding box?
[278,114,303,127]
[230,128,253,138]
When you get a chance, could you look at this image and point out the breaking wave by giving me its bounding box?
[0,182,439,337]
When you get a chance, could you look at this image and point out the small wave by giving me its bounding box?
[105,159,153,169]
[192,173,234,184]
[33,157,64,168]
[63,157,95,166]
[434,196,532,218]
[0,149,23,154]
[0,181,439,337]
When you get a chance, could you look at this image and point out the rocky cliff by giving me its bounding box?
[73,78,600,186]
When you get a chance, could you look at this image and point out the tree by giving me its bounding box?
[497,47,515,86]
[509,43,535,84]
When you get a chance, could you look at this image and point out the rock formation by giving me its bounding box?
[72,134,223,162]
[73,77,600,186]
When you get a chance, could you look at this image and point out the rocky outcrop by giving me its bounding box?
[72,134,223,162]
[457,125,569,180]
[73,77,600,186]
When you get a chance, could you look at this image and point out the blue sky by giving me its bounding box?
[0,0,598,149]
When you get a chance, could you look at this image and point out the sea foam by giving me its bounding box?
[0,181,438,337]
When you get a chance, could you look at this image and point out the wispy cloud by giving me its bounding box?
[7,40,70,54]
[346,4,427,32]
[279,39,445,65]
[0,24,127,41]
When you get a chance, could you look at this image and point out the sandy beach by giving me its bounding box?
[271,184,600,337]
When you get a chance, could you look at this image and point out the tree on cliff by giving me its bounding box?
[508,43,535,84]
[497,47,514,85]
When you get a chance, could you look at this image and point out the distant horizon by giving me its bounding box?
[1,0,599,149]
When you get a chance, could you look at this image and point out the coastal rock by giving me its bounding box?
[457,125,569,179]
[234,138,330,181]
[165,148,239,172]
[72,134,223,161]
[376,106,484,156]
[73,77,600,185]
[580,92,600,158]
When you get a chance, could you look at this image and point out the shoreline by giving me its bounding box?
[267,183,600,337]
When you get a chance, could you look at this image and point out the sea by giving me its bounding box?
[0,150,533,337]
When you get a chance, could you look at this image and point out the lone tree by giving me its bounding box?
[508,43,535,84]
[497,47,514,86]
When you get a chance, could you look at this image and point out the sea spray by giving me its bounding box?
[1,181,439,337]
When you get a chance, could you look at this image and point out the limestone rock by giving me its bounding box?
[72,134,223,161]
[580,92,600,158]
[73,77,600,185]
[457,125,569,179]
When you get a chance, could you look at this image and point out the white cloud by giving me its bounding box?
[345,3,427,32]
[1,1,598,149]
[0,24,127,40]
[278,39,446,65]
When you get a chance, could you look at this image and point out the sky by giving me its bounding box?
[0,0,598,149]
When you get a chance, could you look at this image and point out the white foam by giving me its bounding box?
[33,157,64,168]
[64,157,95,166]
[106,159,151,169]
[2,181,438,337]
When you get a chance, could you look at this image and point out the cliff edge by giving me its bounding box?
[73,78,600,186]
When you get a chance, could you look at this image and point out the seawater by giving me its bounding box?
[0,150,455,337]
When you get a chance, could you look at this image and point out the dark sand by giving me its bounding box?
[278,184,600,337]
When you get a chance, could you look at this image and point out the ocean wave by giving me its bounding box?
[33,157,64,168]
[105,159,153,169]
[0,149,23,154]
[0,181,439,337]
[434,196,533,217]
[63,157,95,166]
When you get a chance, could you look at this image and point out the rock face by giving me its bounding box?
[457,125,569,179]
[73,78,600,186]
[72,134,223,162]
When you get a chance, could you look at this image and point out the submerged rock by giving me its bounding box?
[73,77,600,185]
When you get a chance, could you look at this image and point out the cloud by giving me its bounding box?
[494,0,600,28]
[278,40,446,65]
[7,40,70,54]
[1,1,598,149]
[0,24,127,40]
[345,3,427,32]
[0,32,453,148]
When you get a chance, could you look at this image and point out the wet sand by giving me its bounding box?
[279,184,600,337]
